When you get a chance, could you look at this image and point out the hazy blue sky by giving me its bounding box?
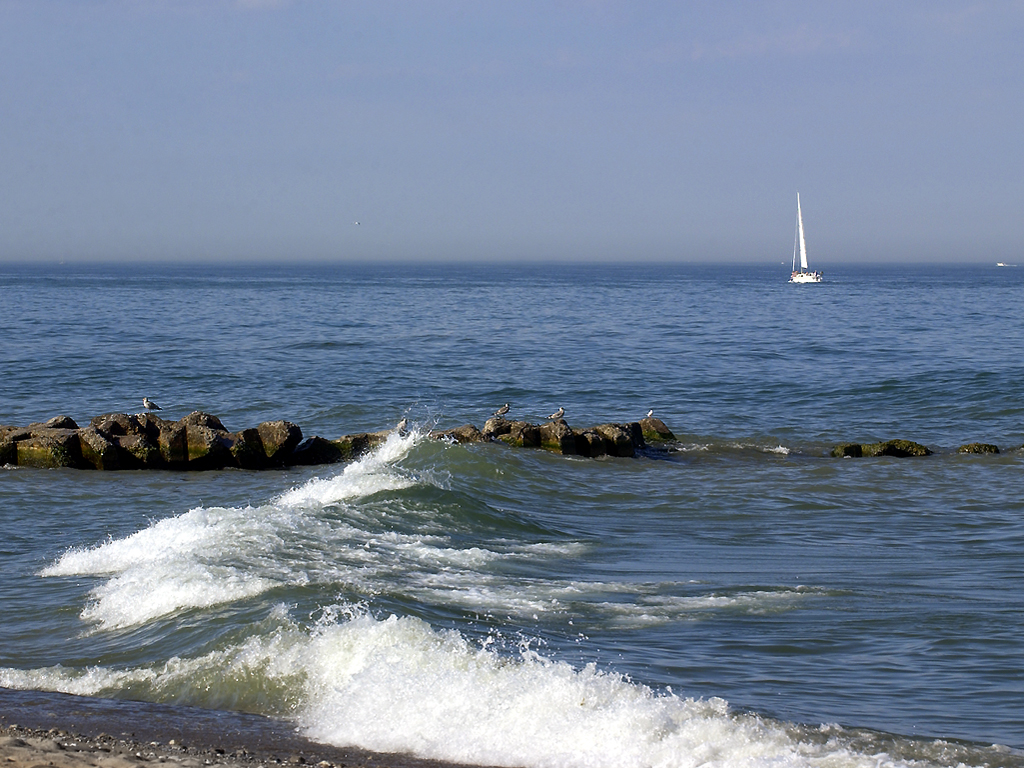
[1,1,1022,264]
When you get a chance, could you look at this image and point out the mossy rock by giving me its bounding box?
[430,424,485,443]
[831,440,932,458]
[539,421,574,453]
[862,439,932,457]
[482,417,512,439]
[830,442,863,458]
[957,442,999,454]
[330,431,388,461]
[289,436,345,465]
[593,423,640,458]
[573,429,607,458]
[78,427,120,470]
[228,427,268,469]
[497,422,541,449]
[115,434,163,468]
[15,430,85,468]
[257,420,303,462]
[639,417,675,443]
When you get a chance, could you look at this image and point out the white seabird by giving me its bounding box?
[143,398,161,411]
[646,409,654,418]
[548,407,564,420]
[494,403,510,417]
[396,418,408,435]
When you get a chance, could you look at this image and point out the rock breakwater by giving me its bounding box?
[0,413,675,471]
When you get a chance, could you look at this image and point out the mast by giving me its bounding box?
[797,193,809,271]
[792,194,800,272]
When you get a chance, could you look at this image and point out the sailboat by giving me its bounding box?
[790,193,822,283]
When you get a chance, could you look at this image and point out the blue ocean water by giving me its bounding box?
[1,262,1023,768]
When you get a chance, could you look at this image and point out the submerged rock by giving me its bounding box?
[831,439,932,458]
[830,442,863,458]
[957,442,1000,454]
[863,439,932,457]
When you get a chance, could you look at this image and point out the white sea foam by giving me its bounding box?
[39,423,819,632]
[276,430,421,508]
[40,430,431,629]
[0,611,948,768]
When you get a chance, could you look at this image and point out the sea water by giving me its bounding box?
[1,262,1023,768]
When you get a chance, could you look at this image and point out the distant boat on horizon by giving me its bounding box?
[790,193,822,284]
[996,262,1018,267]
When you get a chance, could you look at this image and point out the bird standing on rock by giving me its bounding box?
[143,398,161,411]
[548,407,564,420]
[494,403,510,417]
[646,409,654,418]
[396,418,408,435]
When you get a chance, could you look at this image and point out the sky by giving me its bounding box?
[1,0,1022,264]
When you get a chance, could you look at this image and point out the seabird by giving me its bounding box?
[143,398,161,411]
[494,403,510,417]
[646,409,654,418]
[396,418,408,435]
[548,407,564,420]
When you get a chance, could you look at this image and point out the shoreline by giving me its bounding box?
[0,689,477,768]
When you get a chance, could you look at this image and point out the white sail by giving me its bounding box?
[796,193,809,270]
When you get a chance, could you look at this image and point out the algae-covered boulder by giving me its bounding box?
[223,427,263,469]
[830,442,863,458]
[863,439,932,457]
[91,412,144,437]
[44,415,80,430]
[157,421,189,466]
[431,424,485,444]
[594,423,644,458]
[831,440,932,458]
[332,430,389,461]
[539,420,574,454]
[639,417,675,443]
[957,442,1000,454]
[14,428,84,468]
[78,427,121,470]
[290,436,345,466]
[482,417,512,439]
[257,420,303,463]
[114,433,162,469]
[499,421,542,449]
[182,424,230,469]
[573,429,606,457]
[181,411,228,432]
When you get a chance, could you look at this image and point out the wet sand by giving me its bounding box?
[0,690,474,768]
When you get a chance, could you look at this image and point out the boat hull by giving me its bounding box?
[790,270,822,283]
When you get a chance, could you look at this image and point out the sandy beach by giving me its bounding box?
[0,690,470,768]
